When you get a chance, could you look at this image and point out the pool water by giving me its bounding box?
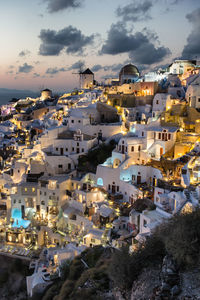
[11,208,31,228]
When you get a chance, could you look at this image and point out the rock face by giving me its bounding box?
[151,255,181,299]
[131,255,200,300]
[131,267,161,300]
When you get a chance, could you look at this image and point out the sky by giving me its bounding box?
[0,0,200,92]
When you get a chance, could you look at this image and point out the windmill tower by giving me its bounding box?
[72,62,85,89]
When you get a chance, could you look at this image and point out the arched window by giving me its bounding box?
[97,178,103,186]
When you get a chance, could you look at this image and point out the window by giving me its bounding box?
[82,148,84,152]
[77,142,79,146]
[18,199,21,203]
[57,185,59,189]
[143,219,147,227]
[138,145,141,151]
[71,119,74,123]
[198,98,200,102]
[108,184,111,190]
[117,186,119,192]
[142,132,144,137]
[41,200,45,205]
[58,164,63,168]
[131,146,134,152]
[125,146,127,152]
[91,238,95,243]
[13,199,16,204]
[56,147,58,151]
[32,188,35,192]
[40,191,42,195]
[24,188,27,192]
[97,178,103,186]
[158,133,161,139]
[72,147,74,151]
[66,148,68,152]
[78,120,81,123]
[168,133,171,140]
[156,100,159,105]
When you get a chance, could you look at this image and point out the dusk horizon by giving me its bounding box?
[1,0,200,91]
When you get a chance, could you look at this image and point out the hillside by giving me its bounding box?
[39,210,200,300]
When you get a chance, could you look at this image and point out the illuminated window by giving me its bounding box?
[25,188,27,192]
[97,178,103,186]
[32,188,35,192]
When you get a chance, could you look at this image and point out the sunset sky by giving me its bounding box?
[1,0,200,92]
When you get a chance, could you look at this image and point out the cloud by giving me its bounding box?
[44,0,83,13]
[182,8,200,59]
[18,63,34,73]
[39,26,94,55]
[46,67,67,74]
[19,50,31,57]
[100,23,147,55]
[129,42,171,65]
[91,63,126,73]
[116,0,153,22]
[33,73,40,77]
[100,23,171,65]
[68,60,85,71]
[91,64,103,72]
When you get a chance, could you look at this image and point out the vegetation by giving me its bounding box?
[78,140,116,172]
[109,236,165,293]
[42,246,109,300]
[132,198,156,213]
[42,210,200,299]
[157,209,200,268]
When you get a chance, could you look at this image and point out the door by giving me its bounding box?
[21,205,25,218]
[137,175,141,185]
[112,185,116,194]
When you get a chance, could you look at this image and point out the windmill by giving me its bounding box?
[72,61,85,89]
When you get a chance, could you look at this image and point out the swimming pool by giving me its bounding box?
[11,208,31,229]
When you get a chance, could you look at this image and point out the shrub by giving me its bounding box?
[82,246,104,268]
[68,259,84,281]
[59,261,70,280]
[109,236,165,292]
[57,280,75,300]
[157,209,200,268]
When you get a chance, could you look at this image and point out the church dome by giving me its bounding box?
[119,64,139,77]
[119,64,140,84]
